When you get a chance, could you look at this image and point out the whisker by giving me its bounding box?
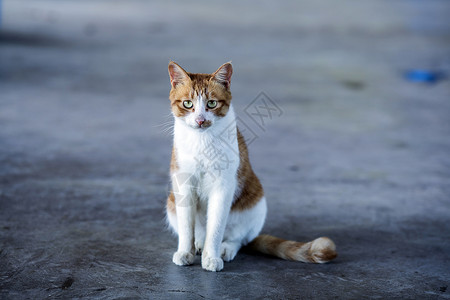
[154,110,175,136]
[154,121,173,128]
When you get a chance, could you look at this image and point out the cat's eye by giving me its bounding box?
[207,100,217,109]
[183,100,193,109]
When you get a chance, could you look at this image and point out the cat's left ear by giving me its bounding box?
[212,62,233,89]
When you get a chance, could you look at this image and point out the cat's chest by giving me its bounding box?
[176,137,237,174]
[173,128,239,179]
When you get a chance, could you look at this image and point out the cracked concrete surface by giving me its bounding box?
[1,0,449,299]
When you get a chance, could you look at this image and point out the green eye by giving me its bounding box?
[183,100,193,109]
[207,100,217,109]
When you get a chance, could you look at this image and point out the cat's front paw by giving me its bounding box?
[201,256,224,272]
[172,251,195,266]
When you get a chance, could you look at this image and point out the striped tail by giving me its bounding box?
[248,234,337,263]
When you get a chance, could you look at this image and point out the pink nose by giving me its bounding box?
[196,118,205,126]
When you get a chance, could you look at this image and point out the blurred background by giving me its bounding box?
[0,0,449,298]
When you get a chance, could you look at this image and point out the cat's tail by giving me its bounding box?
[247,234,337,263]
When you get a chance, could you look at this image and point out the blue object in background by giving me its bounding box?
[405,70,443,83]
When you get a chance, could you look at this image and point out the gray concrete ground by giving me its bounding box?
[1,0,450,299]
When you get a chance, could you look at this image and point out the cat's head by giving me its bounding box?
[168,61,233,130]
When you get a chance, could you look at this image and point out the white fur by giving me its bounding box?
[168,104,267,272]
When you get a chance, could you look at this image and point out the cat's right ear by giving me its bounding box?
[168,61,189,88]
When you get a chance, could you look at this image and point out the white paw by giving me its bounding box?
[172,251,195,266]
[195,241,204,255]
[201,256,224,272]
[220,242,240,262]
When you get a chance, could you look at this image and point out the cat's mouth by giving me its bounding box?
[193,125,210,130]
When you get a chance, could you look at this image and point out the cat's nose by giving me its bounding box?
[196,117,205,126]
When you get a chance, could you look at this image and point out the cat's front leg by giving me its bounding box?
[172,176,196,266]
[202,187,234,272]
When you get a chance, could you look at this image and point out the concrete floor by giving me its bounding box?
[1,0,450,299]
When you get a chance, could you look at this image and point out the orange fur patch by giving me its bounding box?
[231,129,264,211]
[167,146,178,214]
[248,234,337,263]
[167,191,176,214]
[170,146,178,173]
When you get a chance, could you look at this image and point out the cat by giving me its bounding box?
[166,61,337,272]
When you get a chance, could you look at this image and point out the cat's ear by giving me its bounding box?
[212,62,233,89]
[168,61,189,88]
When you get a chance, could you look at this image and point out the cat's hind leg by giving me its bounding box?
[166,192,178,234]
[221,197,267,262]
[220,241,241,262]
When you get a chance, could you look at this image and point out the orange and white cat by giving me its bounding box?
[166,61,337,272]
